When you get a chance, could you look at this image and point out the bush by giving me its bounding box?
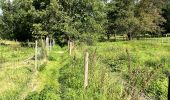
[25,85,60,100]
[38,62,47,71]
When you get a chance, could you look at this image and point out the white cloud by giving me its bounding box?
[108,0,111,3]
[0,9,2,15]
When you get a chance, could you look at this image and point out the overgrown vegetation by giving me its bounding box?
[0,0,170,100]
[0,41,33,64]
[0,38,169,100]
[58,38,169,99]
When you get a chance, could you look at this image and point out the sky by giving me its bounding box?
[0,9,2,15]
[0,0,13,15]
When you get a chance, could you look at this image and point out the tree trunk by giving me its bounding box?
[114,34,116,41]
[107,34,110,40]
[127,33,132,40]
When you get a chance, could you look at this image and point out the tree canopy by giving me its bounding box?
[106,0,166,40]
[163,0,170,34]
[0,0,169,43]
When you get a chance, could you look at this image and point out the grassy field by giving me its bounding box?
[0,40,35,99]
[57,38,170,100]
[0,40,33,64]
[0,38,170,100]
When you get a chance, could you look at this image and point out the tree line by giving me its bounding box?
[0,0,169,44]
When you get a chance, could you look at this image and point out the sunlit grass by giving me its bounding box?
[58,37,170,99]
[0,38,170,99]
[0,67,33,100]
[0,45,33,63]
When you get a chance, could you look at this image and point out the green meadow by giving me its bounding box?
[0,38,169,100]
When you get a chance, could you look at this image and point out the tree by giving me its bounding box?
[105,1,116,40]
[58,0,106,44]
[0,0,106,45]
[0,0,34,41]
[135,0,166,36]
[163,0,170,34]
[106,0,166,40]
[32,0,62,42]
[0,0,62,41]
[107,0,140,40]
[32,23,48,39]
[0,0,14,39]
[1,0,166,42]
[0,15,2,38]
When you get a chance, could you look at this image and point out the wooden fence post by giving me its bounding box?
[49,40,52,51]
[69,41,72,56]
[84,52,89,89]
[168,76,170,99]
[46,37,49,55]
[68,40,70,50]
[126,49,131,73]
[35,40,38,71]
[53,39,55,47]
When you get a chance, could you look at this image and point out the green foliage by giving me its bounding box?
[0,43,33,63]
[32,24,48,39]
[0,38,170,99]
[106,0,166,40]
[0,0,169,43]
[25,85,60,100]
[0,0,106,45]
[163,0,170,33]
[0,0,34,40]
[58,0,106,44]
[58,38,170,99]
[0,67,33,100]
[38,62,47,72]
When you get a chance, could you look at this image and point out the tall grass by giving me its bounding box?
[0,38,170,99]
[59,38,170,99]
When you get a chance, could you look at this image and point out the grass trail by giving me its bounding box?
[38,46,66,99]
[25,46,67,100]
[0,43,67,99]
[1,38,170,99]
